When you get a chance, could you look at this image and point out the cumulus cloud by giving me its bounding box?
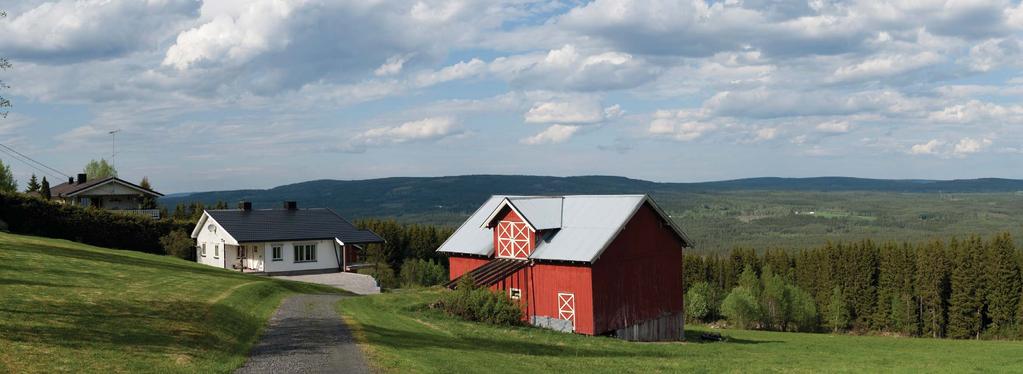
[0,0,198,62]
[648,110,717,141]
[489,44,660,91]
[337,117,463,153]
[953,137,993,157]
[521,124,581,145]
[910,139,945,155]
[816,121,851,134]
[909,137,993,158]
[374,55,410,76]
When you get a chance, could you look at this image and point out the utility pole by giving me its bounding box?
[108,129,120,171]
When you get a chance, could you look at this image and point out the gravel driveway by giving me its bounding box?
[236,294,369,374]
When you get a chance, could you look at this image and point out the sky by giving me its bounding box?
[1,0,1022,193]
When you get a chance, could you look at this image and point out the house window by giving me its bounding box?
[272,245,283,261]
[200,243,206,257]
[237,246,246,258]
[509,288,522,300]
[294,244,317,263]
[214,244,220,259]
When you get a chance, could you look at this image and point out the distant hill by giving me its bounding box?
[160,175,1023,221]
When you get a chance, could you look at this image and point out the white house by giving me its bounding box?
[49,173,163,219]
[190,201,384,275]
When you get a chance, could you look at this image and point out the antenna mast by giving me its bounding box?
[108,129,120,171]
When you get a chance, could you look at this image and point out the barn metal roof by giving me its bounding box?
[194,208,384,244]
[438,194,691,263]
[481,196,563,230]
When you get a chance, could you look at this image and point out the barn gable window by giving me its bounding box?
[294,244,317,263]
[496,221,531,258]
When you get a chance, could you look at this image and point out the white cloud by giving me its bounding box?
[0,0,197,62]
[415,58,486,87]
[337,117,462,153]
[816,120,851,133]
[754,127,778,141]
[953,137,993,157]
[374,55,409,76]
[964,37,1023,72]
[521,124,581,145]
[648,110,717,141]
[910,139,945,155]
[525,99,605,124]
[832,52,942,82]
[163,1,295,69]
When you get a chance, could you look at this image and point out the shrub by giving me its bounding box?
[721,287,761,329]
[399,258,448,287]
[786,285,818,332]
[0,192,192,254]
[685,282,721,322]
[159,230,194,260]
[437,275,523,325]
[361,244,399,289]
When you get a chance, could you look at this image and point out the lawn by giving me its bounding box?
[0,232,344,373]
[340,288,1023,373]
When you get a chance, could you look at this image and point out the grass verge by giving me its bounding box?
[340,288,1023,373]
[0,232,346,373]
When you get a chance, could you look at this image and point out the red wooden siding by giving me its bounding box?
[491,208,535,259]
[448,256,490,281]
[529,263,595,334]
[590,202,684,335]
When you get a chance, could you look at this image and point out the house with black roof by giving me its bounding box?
[190,201,384,275]
[49,173,163,219]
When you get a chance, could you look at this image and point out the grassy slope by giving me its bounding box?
[340,289,1023,373]
[0,232,345,374]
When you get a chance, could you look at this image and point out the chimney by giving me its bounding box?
[238,201,252,211]
[76,173,87,184]
[68,177,74,184]
[284,201,297,210]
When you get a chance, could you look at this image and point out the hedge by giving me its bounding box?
[0,192,193,254]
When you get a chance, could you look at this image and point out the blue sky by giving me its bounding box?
[1,0,1022,193]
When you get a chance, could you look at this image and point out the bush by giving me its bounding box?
[436,275,523,325]
[0,192,192,254]
[721,287,761,329]
[399,258,448,287]
[159,230,194,260]
[685,282,721,322]
[360,244,399,289]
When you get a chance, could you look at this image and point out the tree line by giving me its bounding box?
[684,232,1022,339]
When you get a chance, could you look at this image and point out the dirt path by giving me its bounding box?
[235,294,369,374]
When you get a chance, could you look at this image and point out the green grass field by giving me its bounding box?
[340,288,1023,373]
[0,232,344,373]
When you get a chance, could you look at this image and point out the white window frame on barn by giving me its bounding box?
[271,244,283,261]
[509,288,522,300]
[294,243,317,263]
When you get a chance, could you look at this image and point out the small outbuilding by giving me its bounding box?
[437,195,691,341]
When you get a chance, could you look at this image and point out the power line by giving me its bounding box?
[0,142,72,180]
[0,146,65,181]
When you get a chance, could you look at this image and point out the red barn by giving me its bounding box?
[438,195,692,341]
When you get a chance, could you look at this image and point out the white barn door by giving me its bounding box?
[558,292,576,332]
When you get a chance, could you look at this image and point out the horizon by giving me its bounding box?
[2,1,1023,193]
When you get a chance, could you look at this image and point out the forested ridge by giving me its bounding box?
[684,232,1023,339]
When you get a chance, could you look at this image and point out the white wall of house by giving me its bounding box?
[262,239,340,273]
[195,215,234,269]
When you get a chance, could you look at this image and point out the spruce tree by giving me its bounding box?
[39,177,51,200]
[985,232,1020,334]
[25,174,40,192]
[914,240,949,338]
[948,236,985,339]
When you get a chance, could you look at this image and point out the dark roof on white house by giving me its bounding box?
[50,176,163,198]
[201,208,384,244]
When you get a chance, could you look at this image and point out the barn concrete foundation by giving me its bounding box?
[612,312,684,341]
